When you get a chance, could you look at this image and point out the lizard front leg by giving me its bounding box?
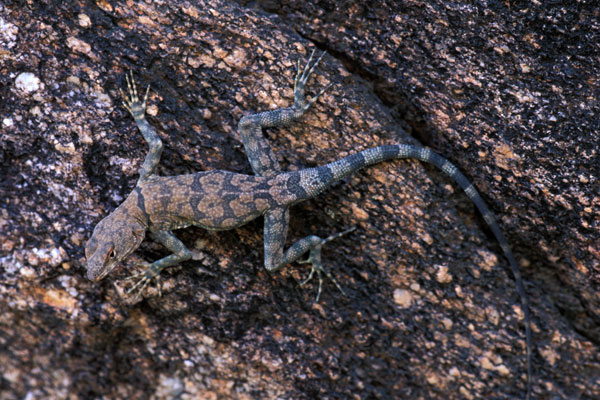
[120,71,164,185]
[238,50,331,177]
[126,230,192,297]
[264,207,354,301]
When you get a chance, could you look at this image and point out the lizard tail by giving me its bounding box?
[299,144,532,398]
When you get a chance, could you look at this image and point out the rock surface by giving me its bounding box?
[1,1,598,399]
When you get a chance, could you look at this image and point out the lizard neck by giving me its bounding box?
[118,187,151,230]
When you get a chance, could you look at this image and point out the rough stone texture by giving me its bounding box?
[1,1,598,399]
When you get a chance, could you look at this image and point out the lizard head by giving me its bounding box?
[85,210,146,281]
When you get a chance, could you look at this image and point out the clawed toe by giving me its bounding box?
[294,49,326,90]
[297,227,356,302]
[119,70,150,118]
[299,257,346,303]
[124,263,162,298]
[293,49,331,111]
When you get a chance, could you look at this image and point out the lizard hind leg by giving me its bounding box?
[264,206,355,302]
[237,49,331,178]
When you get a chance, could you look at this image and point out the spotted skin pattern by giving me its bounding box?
[85,53,531,398]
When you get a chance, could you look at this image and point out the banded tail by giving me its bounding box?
[299,144,531,398]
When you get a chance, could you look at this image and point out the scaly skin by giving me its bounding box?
[85,51,532,398]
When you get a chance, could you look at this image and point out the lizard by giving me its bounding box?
[85,50,532,398]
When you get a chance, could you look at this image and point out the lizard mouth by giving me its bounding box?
[88,262,119,282]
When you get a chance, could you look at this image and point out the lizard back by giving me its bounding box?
[136,170,299,231]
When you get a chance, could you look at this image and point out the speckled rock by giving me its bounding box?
[1,1,598,399]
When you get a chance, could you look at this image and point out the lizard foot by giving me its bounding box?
[119,70,150,120]
[124,262,163,299]
[298,226,356,302]
[294,49,332,111]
